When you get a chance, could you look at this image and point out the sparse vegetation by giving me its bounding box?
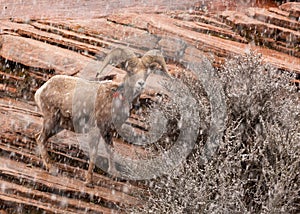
[129,53,300,213]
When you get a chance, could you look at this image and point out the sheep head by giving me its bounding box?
[96,48,169,100]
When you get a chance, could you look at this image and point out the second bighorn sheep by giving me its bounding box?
[34,48,169,186]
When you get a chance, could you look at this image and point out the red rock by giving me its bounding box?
[279,2,300,19]
[0,35,93,75]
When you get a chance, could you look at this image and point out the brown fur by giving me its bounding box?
[35,76,122,186]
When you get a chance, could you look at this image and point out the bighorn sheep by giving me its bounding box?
[34,48,169,186]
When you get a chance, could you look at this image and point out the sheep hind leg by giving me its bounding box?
[36,112,62,174]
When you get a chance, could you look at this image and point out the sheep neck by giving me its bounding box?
[111,84,131,129]
[112,84,125,101]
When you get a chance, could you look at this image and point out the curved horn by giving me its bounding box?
[141,50,169,76]
[96,48,137,78]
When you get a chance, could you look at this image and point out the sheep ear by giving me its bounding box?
[122,58,139,75]
[149,62,160,70]
[96,74,116,81]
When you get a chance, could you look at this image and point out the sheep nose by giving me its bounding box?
[137,80,145,87]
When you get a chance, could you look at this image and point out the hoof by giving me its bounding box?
[44,162,58,175]
[107,165,121,178]
[48,166,59,176]
[84,181,94,188]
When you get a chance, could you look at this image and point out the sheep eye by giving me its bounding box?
[125,61,129,68]
[149,62,159,70]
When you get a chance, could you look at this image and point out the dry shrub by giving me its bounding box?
[129,53,299,213]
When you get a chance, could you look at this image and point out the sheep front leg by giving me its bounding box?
[103,131,119,178]
[85,138,99,187]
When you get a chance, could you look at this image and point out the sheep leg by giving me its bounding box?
[108,152,118,178]
[103,131,118,177]
[36,112,62,173]
[85,132,100,187]
[85,144,98,187]
[36,130,53,171]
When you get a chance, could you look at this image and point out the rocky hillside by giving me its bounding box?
[0,1,299,213]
